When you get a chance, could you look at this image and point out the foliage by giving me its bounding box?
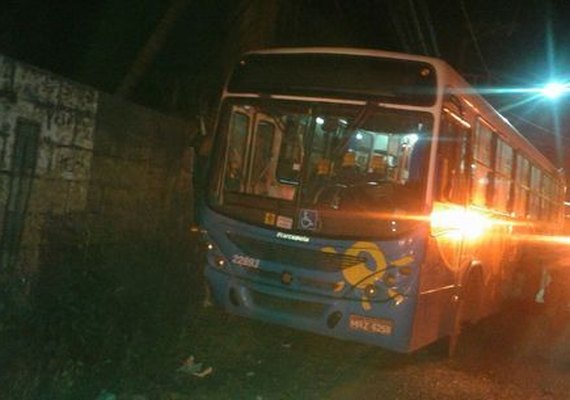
[0,236,201,399]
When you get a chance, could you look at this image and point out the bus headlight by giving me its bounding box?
[214,256,226,268]
[202,238,230,270]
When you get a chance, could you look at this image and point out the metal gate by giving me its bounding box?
[1,118,40,269]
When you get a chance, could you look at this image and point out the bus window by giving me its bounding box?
[437,110,470,204]
[541,174,554,221]
[514,154,530,217]
[495,138,513,212]
[471,118,493,207]
[225,111,250,191]
[528,165,541,219]
[304,107,431,213]
[474,119,492,165]
[213,98,432,234]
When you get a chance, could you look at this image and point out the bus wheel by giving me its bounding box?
[508,266,542,309]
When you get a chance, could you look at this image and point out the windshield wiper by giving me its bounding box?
[332,101,377,157]
[347,101,376,131]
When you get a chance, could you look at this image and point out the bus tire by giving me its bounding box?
[512,265,541,305]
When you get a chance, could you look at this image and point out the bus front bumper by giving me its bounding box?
[204,266,415,353]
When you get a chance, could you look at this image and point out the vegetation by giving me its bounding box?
[0,237,202,399]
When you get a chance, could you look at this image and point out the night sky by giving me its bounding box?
[1,0,569,172]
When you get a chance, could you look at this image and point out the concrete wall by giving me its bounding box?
[86,93,193,243]
[0,55,193,288]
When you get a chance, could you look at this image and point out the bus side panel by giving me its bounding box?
[409,217,518,352]
[460,217,517,321]
[409,288,456,351]
[409,237,456,351]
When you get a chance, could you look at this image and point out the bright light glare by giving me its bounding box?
[541,82,567,99]
[404,133,419,145]
[514,234,570,246]
[316,117,325,125]
[431,208,492,240]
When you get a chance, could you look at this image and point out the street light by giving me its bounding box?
[540,81,569,99]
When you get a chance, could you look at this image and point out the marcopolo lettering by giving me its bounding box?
[276,232,310,243]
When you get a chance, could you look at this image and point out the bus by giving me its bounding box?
[197,48,566,353]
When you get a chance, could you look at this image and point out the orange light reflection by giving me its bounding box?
[513,234,570,246]
[430,207,494,240]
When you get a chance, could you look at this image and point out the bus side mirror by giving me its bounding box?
[199,113,208,137]
[190,113,212,156]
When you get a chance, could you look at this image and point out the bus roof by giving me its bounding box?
[245,47,446,66]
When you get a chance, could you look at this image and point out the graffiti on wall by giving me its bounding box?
[0,55,98,181]
[0,54,99,271]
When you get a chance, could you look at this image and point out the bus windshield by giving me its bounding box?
[211,99,433,238]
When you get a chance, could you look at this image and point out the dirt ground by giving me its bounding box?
[134,297,570,400]
[3,244,569,400]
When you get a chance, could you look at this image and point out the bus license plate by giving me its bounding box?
[349,314,393,336]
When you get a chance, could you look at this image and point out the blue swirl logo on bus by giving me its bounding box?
[322,242,414,310]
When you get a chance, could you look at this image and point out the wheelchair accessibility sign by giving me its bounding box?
[298,209,319,230]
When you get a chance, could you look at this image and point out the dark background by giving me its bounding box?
[1,0,569,175]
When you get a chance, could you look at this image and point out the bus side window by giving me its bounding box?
[495,138,514,212]
[514,154,530,218]
[529,165,541,219]
[437,111,470,204]
[471,118,494,207]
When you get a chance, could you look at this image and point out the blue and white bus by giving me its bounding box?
[197,48,566,353]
